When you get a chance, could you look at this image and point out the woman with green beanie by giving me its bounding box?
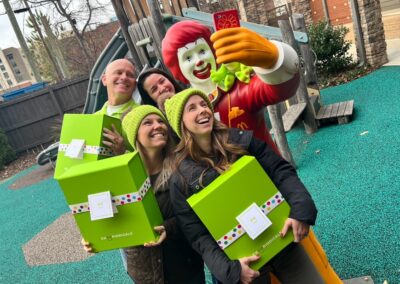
[164,89,324,284]
[84,105,205,284]
[122,105,205,284]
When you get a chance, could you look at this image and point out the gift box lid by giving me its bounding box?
[54,114,121,179]
[58,113,121,145]
[188,155,293,270]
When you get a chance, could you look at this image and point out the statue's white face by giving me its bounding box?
[177,38,216,85]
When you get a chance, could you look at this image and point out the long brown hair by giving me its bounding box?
[174,119,247,186]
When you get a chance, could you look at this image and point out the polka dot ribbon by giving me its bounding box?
[216,193,284,250]
[69,177,151,214]
[59,143,114,157]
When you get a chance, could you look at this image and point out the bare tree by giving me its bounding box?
[25,8,64,81]
[25,0,110,68]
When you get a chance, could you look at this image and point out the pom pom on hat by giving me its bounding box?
[164,88,213,138]
[122,105,166,150]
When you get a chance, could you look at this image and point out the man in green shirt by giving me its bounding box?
[96,58,138,154]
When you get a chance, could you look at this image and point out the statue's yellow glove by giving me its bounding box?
[211,27,279,69]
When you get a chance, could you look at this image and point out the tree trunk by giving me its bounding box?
[186,0,199,10]
[292,13,317,85]
[111,0,143,70]
[146,0,166,38]
[268,104,296,168]
[3,0,41,82]
[278,19,318,134]
[23,0,64,81]
[41,16,71,79]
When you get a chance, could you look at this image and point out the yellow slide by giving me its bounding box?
[271,230,342,283]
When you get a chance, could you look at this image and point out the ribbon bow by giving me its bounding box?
[211,63,253,92]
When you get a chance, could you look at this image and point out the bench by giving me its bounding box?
[316,100,354,125]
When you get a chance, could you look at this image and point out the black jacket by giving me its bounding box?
[124,174,205,284]
[169,128,318,284]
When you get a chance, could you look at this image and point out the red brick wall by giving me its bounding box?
[310,0,352,25]
[60,21,120,77]
[197,0,275,26]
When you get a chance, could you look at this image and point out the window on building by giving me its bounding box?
[7,79,13,86]
[6,54,14,61]
[0,65,5,71]
[11,62,17,67]
[15,68,21,74]
[4,72,9,79]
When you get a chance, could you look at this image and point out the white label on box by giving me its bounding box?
[236,203,272,240]
[65,139,85,159]
[88,191,114,221]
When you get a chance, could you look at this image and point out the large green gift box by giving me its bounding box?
[55,152,163,252]
[187,155,294,270]
[54,114,121,179]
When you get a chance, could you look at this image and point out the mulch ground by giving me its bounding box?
[0,152,54,189]
[8,164,55,190]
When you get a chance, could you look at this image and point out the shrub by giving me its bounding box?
[309,21,354,75]
[0,128,16,169]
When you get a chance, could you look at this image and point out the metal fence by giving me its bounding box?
[0,77,88,153]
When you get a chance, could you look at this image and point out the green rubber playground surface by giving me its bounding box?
[286,66,400,284]
[1,66,399,283]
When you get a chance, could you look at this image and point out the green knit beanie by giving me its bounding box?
[164,88,213,138]
[122,105,166,150]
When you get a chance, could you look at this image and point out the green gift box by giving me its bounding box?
[54,114,121,179]
[187,155,294,270]
[55,152,163,252]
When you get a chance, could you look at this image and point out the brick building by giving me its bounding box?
[113,0,398,68]
[196,0,398,66]
[58,20,120,77]
[0,47,35,94]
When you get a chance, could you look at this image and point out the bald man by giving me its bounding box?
[96,58,138,154]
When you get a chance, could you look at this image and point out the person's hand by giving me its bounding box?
[102,124,126,155]
[239,255,260,284]
[81,238,94,253]
[280,218,310,242]
[157,92,175,112]
[144,226,167,247]
[211,27,279,69]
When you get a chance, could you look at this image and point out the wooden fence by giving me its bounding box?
[122,0,190,23]
[0,77,88,153]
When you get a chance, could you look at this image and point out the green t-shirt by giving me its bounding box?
[95,100,138,119]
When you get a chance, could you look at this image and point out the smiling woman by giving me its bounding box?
[136,67,183,111]
[164,88,324,284]
[136,113,168,153]
[109,104,206,283]
[182,95,214,140]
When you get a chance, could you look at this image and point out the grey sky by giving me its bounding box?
[0,1,116,49]
[0,7,29,49]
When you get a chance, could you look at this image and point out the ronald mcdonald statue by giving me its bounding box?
[162,20,341,283]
